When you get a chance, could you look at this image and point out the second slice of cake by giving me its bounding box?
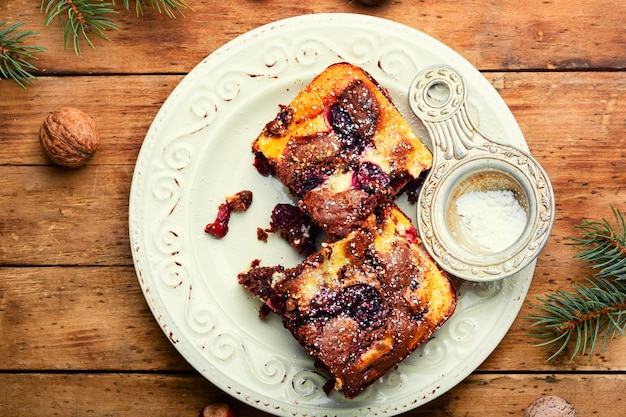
[238,202,457,398]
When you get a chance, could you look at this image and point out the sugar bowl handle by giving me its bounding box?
[408,65,480,161]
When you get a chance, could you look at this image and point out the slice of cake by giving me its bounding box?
[238,203,457,398]
[252,62,433,239]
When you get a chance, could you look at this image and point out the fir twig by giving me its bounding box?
[528,277,626,361]
[568,205,626,280]
[0,21,47,88]
[527,206,626,362]
[118,0,189,18]
[41,0,119,54]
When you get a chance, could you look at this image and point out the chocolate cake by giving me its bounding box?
[252,62,433,239]
[240,62,456,398]
[238,203,456,398]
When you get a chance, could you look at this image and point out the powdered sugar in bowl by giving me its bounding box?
[408,65,555,281]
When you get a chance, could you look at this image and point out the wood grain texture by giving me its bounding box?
[2,0,626,415]
[0,165,133,265]
[0,266,190,371]
[2,0,626,74]
[0,373,622,416]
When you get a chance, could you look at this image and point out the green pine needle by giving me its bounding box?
[118,0,190,18]
[528,277,626,361]
[527,206,626,362]
[41,0,119,54]
[40,0,189,55]
[0,21,47,88]
[569,205,626,280]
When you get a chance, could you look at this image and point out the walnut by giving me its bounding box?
[199,403,237,417]
[525,395,577,417]
[39,107,100,168]
[357,0,387,5]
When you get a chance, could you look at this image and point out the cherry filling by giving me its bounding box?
[253,151,274,177]
[353,162,391,195]
[291,166,326,196]
[204,190,253,238]
[308,284,386,329]
[268,203,320,255]
[329,103,363,154]
[327,80,380,155]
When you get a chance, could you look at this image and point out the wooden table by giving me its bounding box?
[2,0,626,415]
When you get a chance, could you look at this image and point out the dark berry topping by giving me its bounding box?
[309,288,342,318]
[353,162,391,195]
[292,166,325,195]
[410,275,420,291]
[308,284,385,329]
[269,203,319,255]
[270,203,305,230]
[252,151,274,177]
[340,284,385,328]
[400,171,428,204]
[329,103,363,153]
[327,80,380,154]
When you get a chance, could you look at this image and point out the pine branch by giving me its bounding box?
[118,0,190,18]
[527,206,626,361]
[41,0,119,54]
[0,21,47,88]
[528,277,626,361]
[568,205,626,280]
[40,0,189,55]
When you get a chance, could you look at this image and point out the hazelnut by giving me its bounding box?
[199,403,237,417]
[525,395,577,417]
[39,107,99,168]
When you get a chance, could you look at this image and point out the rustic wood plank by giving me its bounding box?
[0,373,231,417]
[0,165,134,266]
[0,266,190,371]
[0,372,620,416]
[2,265,626,374]
[3,0,625,75]
[438,373,626,417]
[0,75,182,166]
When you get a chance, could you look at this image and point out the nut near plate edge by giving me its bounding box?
[39,107,100,168]
[357,0,387,5]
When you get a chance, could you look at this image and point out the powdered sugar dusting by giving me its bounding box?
[455,189,527,253]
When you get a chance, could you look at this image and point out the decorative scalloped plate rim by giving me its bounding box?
[129,13,534,417]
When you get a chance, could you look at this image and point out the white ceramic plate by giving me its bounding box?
[129,13,533,417]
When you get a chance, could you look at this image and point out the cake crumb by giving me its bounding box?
[205,190,253,238]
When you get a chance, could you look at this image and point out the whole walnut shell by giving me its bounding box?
[357,0,387,5]
[199,403,237,417]
[525,395,577,417]
[39,107,100,168]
